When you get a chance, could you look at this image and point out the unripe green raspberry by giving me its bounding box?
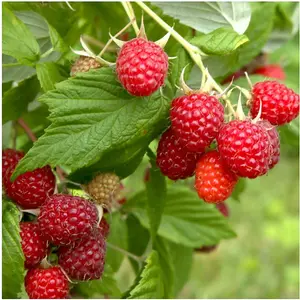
[71,56,101,76]
[84,173,121,207]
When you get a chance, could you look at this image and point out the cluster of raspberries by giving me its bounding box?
[2,150,121,299]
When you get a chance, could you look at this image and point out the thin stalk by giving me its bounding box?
[41,47,54,58]
[82,35,117,52]
[106,242,143,264]
[121,2,139,35]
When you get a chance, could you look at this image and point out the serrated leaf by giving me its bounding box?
[106,213,128,272]
[12,68,169,180]
[153,2,251,34]
[126,185,236,247]
[72,264,121,298]
[2,7,40,64]
[146,151,166,243]
[191,28,249,56]
[36,62,66,92]
[154,237,175,298]
[126,214,150,274]
[2,198,25,299]
[48,22,68,53]
[127,251,164,299]
[2,76,40,124]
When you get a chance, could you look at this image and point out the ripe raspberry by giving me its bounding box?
[70,56,101,76]
[84,173,121,207]
[38,194,98,246]
[25,266,69,299]
[58,229,106,281]
[2,149,24,180]
[20,223,48,269]
[250,81,299,125]
[217,120,272,178]
[116,38,168,96]
[170,93,224,152]
[253,64,285,80]
[2,150,55,209]
[195,151,238,203]
[98,217,110,238]
[156,128,202,180]
[259,120,280,169]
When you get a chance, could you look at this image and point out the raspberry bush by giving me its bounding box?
[2,2,299,299]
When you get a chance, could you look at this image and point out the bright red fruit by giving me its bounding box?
[116,38,168,96]
[217,120,272,179]
[251,81,299,125]
[20,223,48,269]
[2,149,24,180]
[253,64,285,80]
[25,266,69,299]
[58,229,106,281]
[38,194,98,245]
[170,93,224,152]
[3,153,55,209]
[98,217,110,238]
[156,128,202,180]
[195,151,238,203]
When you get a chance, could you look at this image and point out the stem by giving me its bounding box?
[82,35,117,52]
[18,118,37,142]
[106,242,143,264]
[121,2,139,35]
[41,47,54,58]
[12,121,17,150]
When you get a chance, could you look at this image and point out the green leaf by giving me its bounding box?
[169,46,193,89]
[2,7,40,64]
[126,214,150,274]
[2,76,40,124]
[36,62,66,92]
[191,28,249,56]
[154,237,175,298]
[231,178,246,202]
[12,68,169,180]
[2,198,25,299]
[127,251,164,299]
[48,22,68,53]
[153,2,251,34]
[106,213,128,272]
[2,55,36,83]
[145,151,167,243]
[72,264,121,298]
[126,185,236,247]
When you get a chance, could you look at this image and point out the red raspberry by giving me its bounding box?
[98,217,110,238]
[2,149,56,209]
[58,229,106,281]
[259,120,280,169]
[38,194,99,246]
[253,64,285,80]
[2,149,24,180]
[170,93,224,152]
[195,151,238,203]
[25,266,69,299]
[116,38,168,96]
[250,81,299,125]
[217,120,272,178]
[20,223,48,269]
[156,128,202,180]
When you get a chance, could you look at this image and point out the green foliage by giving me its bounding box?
[2,198,25,299]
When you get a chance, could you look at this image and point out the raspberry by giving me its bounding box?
[20,223,48,269]
[25,266,69,299]
[195,151,238,203]
[253,64,285,80]
[98,217,110,238]
[70,56,101,76]
[84,173,121,207]
[58,229,106,281]
[156,128,202,180]
[2,149,56,209]
[259,120,280,169]
[116,38,168,96]
[250,81,299,125]
[38,194,99,245]
[2,149,24,180]
[217,120,272,178]
[170,93,224,152]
